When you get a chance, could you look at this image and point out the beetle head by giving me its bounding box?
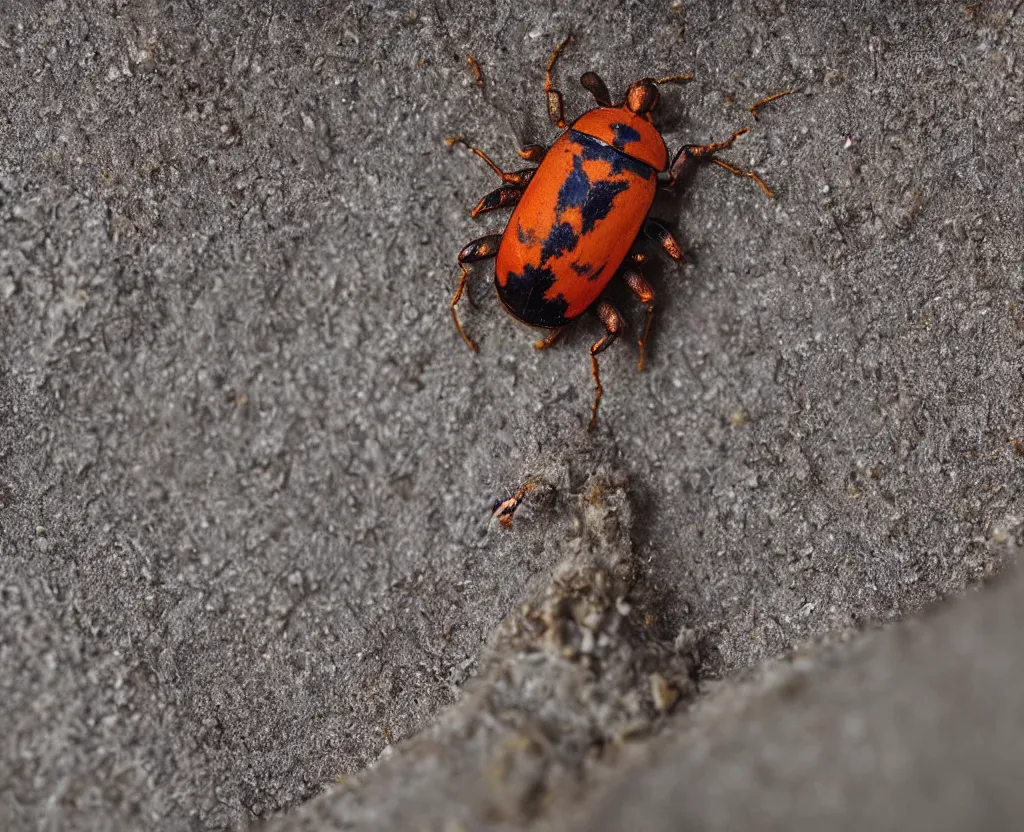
[625,79,660,115]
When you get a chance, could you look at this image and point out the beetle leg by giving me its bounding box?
[667,128,775,198]
[472,186,525,218]
[621,265,656,372]
[544,36,573,128]
[643,218,685,262]
[655,73,694,85]
[707,158,775,198]
[445,137,535,187]
[458,234,502,263]
[452,234,503,352]
[588,300,624,431]
[518,144,547,163]
[670,127,748,169]
[748,89,793,121]
[580,72,613,107]
[533,326,566,350]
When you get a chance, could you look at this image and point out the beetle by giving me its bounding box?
[490,481,537,529]
[449,38,788,430]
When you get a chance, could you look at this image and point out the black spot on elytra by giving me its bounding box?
[589,262,614,284]
[554,139,633,243]
[580,179,630,234]
[541,222,579,262]
[568,130,655,180]
[610,122,642,150]
[516,222,539,246]
[498,263,571,327]
[570,260,595,276]
[557,156,590,211]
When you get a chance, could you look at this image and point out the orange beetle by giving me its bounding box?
[449,38,788,429]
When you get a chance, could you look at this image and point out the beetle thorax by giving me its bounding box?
[570,107,668,172]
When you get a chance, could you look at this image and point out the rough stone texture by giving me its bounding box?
[559,564,1024,832]
[269,550,1024,832]
[264,471,700,831]
[1,0,1022,829]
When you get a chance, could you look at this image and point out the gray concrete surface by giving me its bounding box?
[561,564,1024,832]
[263,470,703,831]
[263,500,1022,832]
[1,0,1022,829]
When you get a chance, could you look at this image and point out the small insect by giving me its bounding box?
[466,55,485,88]
[490,482,537,529]
[448,37,790,429]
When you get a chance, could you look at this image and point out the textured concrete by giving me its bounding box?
[263,470,702,831]
[1,0,1022,829]
[267,523,1023,832]
[561,565,1024,832]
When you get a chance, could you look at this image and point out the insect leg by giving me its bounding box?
[655,73,694,85]
[580,71,613,107]
[445,137,535,188]
[748,89,793,121]
[620,264,656,371]
[452,234,502,352]
[707,158,775,198]
[518,145,547,163]
[667,128,775,198]
[544,36,573,128]
[643,218,685,262]
[588,300,624,431]
[471,186,525,218]
[533,326,566,350]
